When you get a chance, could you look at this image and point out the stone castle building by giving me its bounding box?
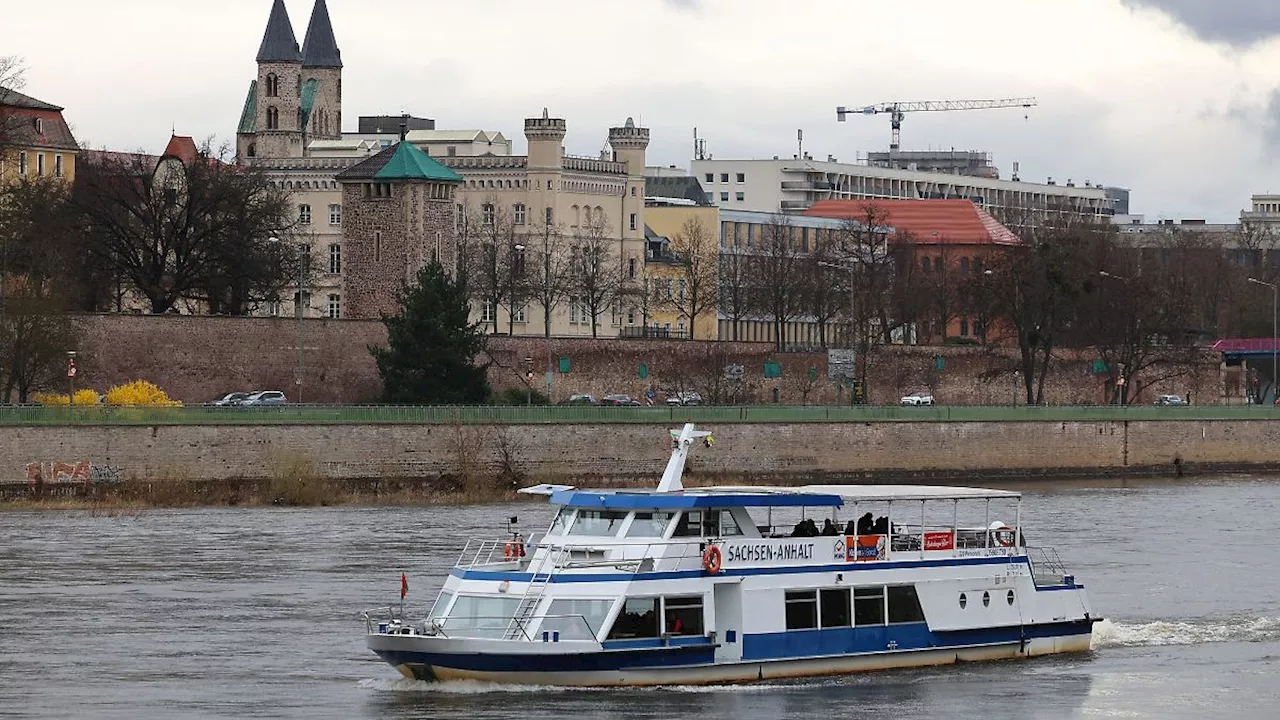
[236,0,651,337]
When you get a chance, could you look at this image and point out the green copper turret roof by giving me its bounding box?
[256,0,302,63]
[337,142,464,183]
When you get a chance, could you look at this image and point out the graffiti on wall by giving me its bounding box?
[26,461,123,486]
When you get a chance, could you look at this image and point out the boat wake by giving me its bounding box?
[1092,616,1280,649]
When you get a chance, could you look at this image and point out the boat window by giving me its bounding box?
[673,511,704,537]
[445,595,522,637]
[664,596,705,636]
[569,510,628,536]
[542,598,614,640]
[784,590,818,630]
[854,587,885,626]
[716,510,743,537]
[887,585,926,624]
[547,508,574,536]
[430,591,454,619]
[625,511,673,537]
[820,588,851,628]
[606,597,660,639]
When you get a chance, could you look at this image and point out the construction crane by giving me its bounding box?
[836,98,1037,152]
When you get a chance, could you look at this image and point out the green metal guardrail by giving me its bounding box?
[1,404,1279,426]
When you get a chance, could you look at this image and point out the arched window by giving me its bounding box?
[247,144,256,158]
[266,106,279,130]
[265,73,279,97]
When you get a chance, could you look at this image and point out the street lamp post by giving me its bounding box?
[1248,277,1277,404]
[1098,271,1132,404]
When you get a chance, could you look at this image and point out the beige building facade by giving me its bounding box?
[235,1,651,334]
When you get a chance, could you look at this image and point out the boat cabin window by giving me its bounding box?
[887,585,926,624]
[672,509,742,538]
[541,598,614,640]
[854,587,885,626]
[547,508,574,536]
[625,511,673,537]
[430,591,454,619]
[607,597,660,639]
[663,596,705,636]
[784,590,818,630]
[569,510,627,536]
[445,595,522,637]
[820,588,852,628]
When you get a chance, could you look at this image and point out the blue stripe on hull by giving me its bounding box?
[453,555,1024,583]
[374,644,715,673]
[373,620,1093,677]
[741,619,1093,661]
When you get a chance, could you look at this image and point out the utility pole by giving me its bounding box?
[1249,277,1277,404]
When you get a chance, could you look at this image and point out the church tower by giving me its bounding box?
[237,0,304,161]
[301,0,343,142]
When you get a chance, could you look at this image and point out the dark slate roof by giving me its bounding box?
[644,175,712,206]
[302,0,343,68]
[256,0,302,63]
[0,87,62,111]
[336,142,463,182]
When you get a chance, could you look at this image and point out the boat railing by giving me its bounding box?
[1026,545,1071,586]
[455,538,525,569]
[535,538,707,574]
[364,610,603,648]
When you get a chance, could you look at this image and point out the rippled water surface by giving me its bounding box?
[3,476,1280,719]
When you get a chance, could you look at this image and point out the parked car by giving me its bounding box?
[1155,394,1188,406]
[666,391,703,406]
[562,393,599,406]
[240,390,287,406]
[208,392,250,406]
[601,394,641,406]
[899,391,935,406]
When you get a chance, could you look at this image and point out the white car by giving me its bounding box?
[666,391,703,406]
[899,391,935,406]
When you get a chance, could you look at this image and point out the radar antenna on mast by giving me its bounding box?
[835,98,1038,152]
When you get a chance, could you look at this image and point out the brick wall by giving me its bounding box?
[7,419,1279,486]
[73,314,1224,406]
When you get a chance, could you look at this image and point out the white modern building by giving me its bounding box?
[690,156,1115,223]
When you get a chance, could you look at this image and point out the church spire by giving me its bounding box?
[256,0,302,63]
[301,0,343,69]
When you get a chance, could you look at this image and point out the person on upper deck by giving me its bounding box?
[873,516,889,535]
[821,519,838,536]
[856,513,875,535]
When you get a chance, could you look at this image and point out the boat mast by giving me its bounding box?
[657,423,712,492]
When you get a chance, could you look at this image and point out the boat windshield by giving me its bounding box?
[547,508,574,536]
[625,511,673,537]
[672,509,743,538]
[569,510,628,536]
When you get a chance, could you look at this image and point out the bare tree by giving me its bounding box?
[754,213,805,350]
[0,55,26,158]
[834,204,897,395]
[718,250,753,341]
[72,142,299,314]
[663,216,719,339]
[804,228,847,348]
[469,197,522,334]
[570,212,621,338]
[526,215,573,338]
[453,198,483,292]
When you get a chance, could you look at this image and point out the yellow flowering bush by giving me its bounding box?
[73,389,101,406]
[33,392,70,406]
[103,380,182,407]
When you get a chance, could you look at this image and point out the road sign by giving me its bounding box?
[67,360,77,379]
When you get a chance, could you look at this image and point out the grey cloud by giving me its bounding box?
[1121,0,1280,47]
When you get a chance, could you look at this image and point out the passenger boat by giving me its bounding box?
[363,423,1098,686]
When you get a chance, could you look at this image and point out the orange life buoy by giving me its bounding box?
[703,545,723,574]
[504,542,515,560]
[994,526,1015,547]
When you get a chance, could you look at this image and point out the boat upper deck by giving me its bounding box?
[536,484,1021,511]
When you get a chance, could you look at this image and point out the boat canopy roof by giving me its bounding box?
[539,484,1019,511]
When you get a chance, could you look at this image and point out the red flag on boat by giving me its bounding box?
[400,572,408,599]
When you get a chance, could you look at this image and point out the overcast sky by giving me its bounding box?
[9,0,1280,222]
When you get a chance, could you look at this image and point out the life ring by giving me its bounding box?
[504,542,515,560]
[994,526,1015,547]
[703,545,723,574]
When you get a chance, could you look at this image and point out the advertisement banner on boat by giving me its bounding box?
[850,535,886,562]
[924,531,956,551]
[723,540,817,566]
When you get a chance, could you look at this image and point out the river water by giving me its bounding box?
[2,476,1279,719]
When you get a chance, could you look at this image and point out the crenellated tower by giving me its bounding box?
[609,117,650,242]
[524,108,567,226]
[300,0,343,142]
